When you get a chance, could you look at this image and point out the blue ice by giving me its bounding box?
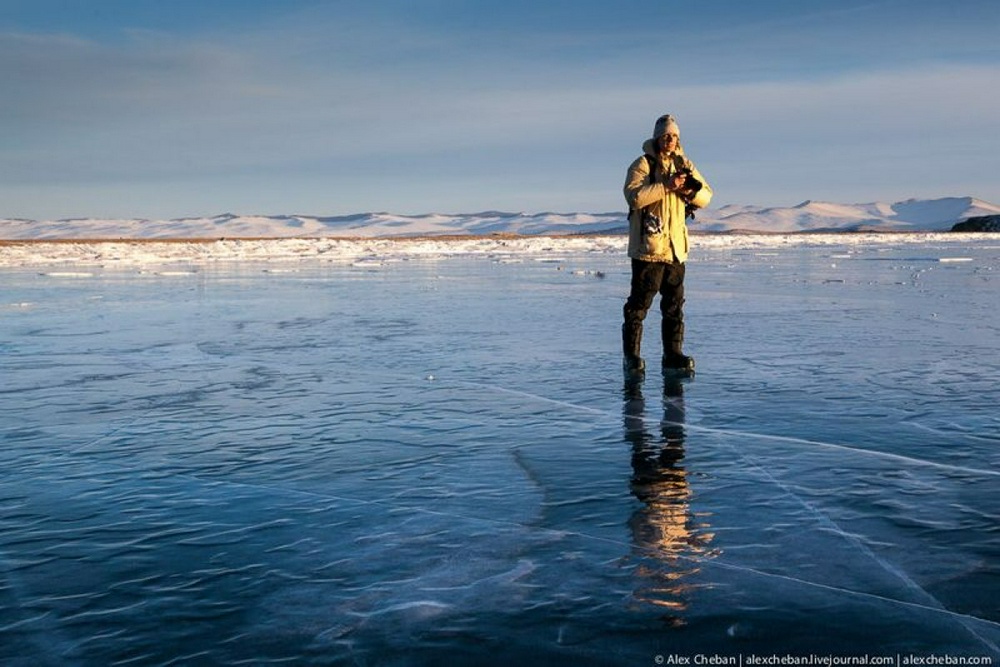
[1,237,998,664]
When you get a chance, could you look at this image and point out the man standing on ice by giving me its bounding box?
[622,113,713,376]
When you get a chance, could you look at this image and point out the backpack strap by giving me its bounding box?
[644,154,658,182]
[628,154,659,219]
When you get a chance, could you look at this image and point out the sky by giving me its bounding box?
[2,0,999,220]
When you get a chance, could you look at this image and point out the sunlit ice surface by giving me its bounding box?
[2,236,998,665]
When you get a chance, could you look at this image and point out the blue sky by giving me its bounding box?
[2,0,998,219]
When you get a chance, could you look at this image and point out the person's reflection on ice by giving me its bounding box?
[623,377,715,625]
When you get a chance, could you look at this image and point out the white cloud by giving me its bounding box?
[1,6,999,218]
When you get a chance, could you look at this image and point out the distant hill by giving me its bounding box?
[695,197,1000,233]
[2,197,999,240]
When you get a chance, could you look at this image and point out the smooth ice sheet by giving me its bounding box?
[2,238,998,665]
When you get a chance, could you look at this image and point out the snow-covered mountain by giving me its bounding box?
[2,197,998,240]
[0,211,624,240]
[697,197,1000,233]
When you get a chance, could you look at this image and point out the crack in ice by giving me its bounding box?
[462,380,1000,478]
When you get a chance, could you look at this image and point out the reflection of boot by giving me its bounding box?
[663,377,685,399]
[623,321,645,374]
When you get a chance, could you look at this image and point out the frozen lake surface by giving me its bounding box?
[2,236,999,665]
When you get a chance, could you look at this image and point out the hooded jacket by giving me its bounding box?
[624,138,712,263]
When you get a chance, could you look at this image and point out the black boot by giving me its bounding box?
[662,320,695,374]
[662,352,695,374]
[622,321,645,375]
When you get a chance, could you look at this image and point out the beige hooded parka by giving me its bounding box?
[624,138,712,263]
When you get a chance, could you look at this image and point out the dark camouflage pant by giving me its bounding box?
[622,259,686,358]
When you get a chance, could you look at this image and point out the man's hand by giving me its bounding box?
[666,171,688,191]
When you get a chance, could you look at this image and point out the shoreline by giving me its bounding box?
[1,228,995,246]
[0,232,536,246]
[2,231,997,270]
